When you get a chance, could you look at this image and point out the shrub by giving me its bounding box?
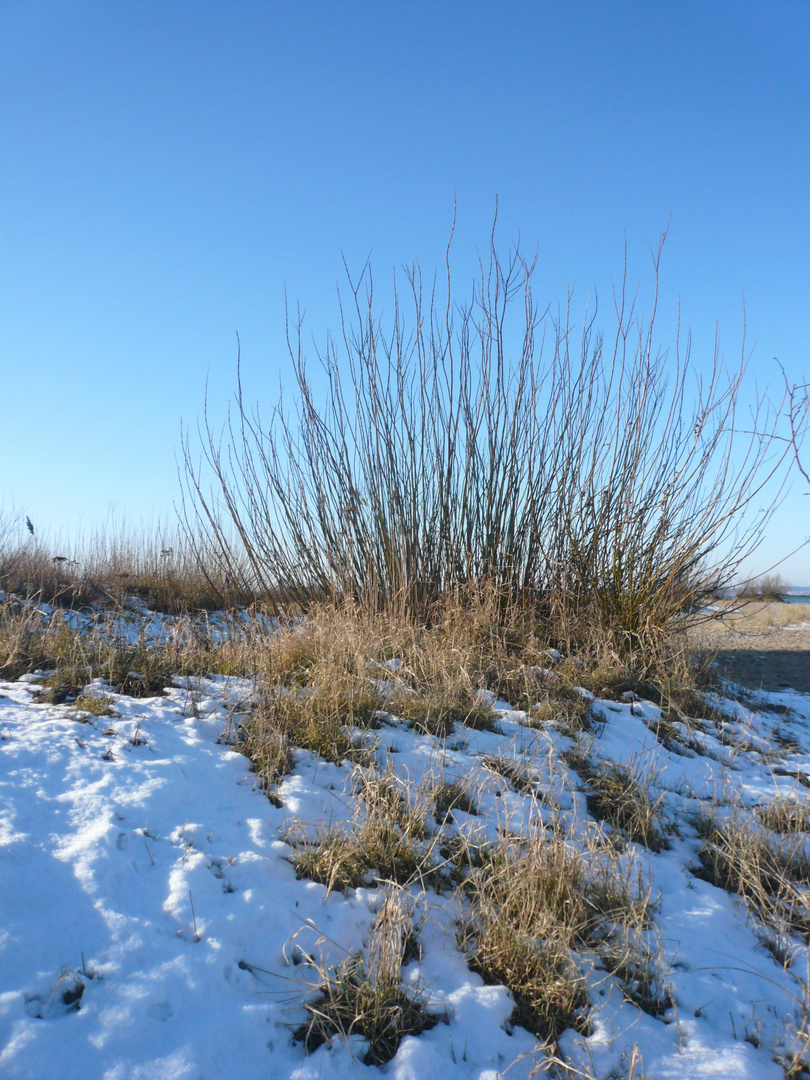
[183,223,790,657]
[736,574,788,602]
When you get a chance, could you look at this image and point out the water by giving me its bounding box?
[718,587,810,603]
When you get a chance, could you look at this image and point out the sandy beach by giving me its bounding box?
[688,601,810,693]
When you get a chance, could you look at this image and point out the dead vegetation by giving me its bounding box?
[292,888,439,1066]
[567,753,669,853]
[287,767,437,892]
[457,825,667,1041]
[694,808,810,940]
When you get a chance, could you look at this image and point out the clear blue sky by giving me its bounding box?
[1,1,808,581]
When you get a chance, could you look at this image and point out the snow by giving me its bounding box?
[1,616,809,1079]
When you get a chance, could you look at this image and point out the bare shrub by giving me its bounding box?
[184,222,789,659]
[736,574,788,602]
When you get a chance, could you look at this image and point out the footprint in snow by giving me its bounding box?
[146,1001,173,1022]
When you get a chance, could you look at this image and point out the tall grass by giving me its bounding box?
[0,516,241,613]
[183,223,790,653]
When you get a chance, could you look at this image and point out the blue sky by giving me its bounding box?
[1,1,808,580]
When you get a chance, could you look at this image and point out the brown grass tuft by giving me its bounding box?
[292,888,439,1065]
[458,825,663,1042]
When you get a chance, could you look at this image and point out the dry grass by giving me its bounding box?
[694,810,810,940]
[539,1043,649,1079]
[778,985,810,1080]
[0,598,255,700]
[758,794,810,835]
[458,825,665,1042]
[431,778,479,821]
[236,597,520,786]
[287,766,437,893]
[696,600,810,631]
[480,753,547,800]
[568,753,669,853]
[234,598,718,800]
[248,678,379,768]
[72,691,116,717]
[293,888,439,1066]
[0,523,240,614]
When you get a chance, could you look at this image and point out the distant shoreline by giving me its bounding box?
[782,589,810,603]
[721,587,810,604]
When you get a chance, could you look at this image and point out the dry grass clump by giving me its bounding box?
[233,723,296,797]
[458,827,663,1042]
[289,767,436,892]
[293,888,438,1066]
[597,932,673,1018]
[72,691,116,717]
[392,684,497,736]
[247,596,711,750]
[694,811,810,939]
[541,1043,649,1080]
[249,677,379,767]
[758,794,810,835]
[431,778,478,821]
[777,991,810,1080]
[0,600,54,680]
[33,666,94,705]
[237,609,385,777]
[481,753,546,799]
[498,628,716,740]
[569,755,668,853]
[238,598,508,783]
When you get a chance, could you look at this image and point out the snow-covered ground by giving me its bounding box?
[1,617,809,1079]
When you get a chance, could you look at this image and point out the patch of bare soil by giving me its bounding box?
[687,602,810,694]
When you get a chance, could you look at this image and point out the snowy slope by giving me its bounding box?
[1,649,809,1079]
